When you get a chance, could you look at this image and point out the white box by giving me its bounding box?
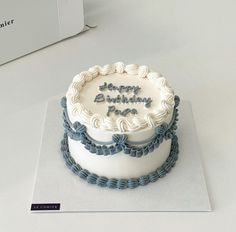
[0,0,84,65]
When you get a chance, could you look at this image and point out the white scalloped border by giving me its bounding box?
[66,62,175,132]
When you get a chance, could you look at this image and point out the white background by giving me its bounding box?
[0,0,235,231]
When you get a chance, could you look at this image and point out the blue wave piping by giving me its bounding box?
[61,133,179,189]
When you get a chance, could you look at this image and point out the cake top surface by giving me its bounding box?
[66,62,175,132]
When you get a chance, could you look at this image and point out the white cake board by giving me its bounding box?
[31,96,211,212]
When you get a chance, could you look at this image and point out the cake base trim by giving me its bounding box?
[61,134,179,189]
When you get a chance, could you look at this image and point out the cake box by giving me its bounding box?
[0,0,84,65]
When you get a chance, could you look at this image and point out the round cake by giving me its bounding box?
[61,62,180,189]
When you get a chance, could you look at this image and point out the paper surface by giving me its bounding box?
[31,97,211,212]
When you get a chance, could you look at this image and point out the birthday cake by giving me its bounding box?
[61,62,180,189]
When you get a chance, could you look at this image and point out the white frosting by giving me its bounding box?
[66,62,175,133]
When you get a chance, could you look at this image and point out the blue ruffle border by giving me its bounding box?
[61,95,180,158]
[61,133,179,189]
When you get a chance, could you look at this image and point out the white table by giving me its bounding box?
[0,0,235,231]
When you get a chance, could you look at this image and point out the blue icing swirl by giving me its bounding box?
[117,179,128,189]
[155,123,168,135]
[112,134,128,145]
[73,121,86,133]
[78,169,90,179]
[174,95,180,107]
[96,176,108,187]
[107,178,118,189]
[138,175,150,186]
[87,173,98,184]
[60,96,67,108]
[128,178,139,189]
[71,164,81,174]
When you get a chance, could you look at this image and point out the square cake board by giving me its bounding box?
[31,96,211,212]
